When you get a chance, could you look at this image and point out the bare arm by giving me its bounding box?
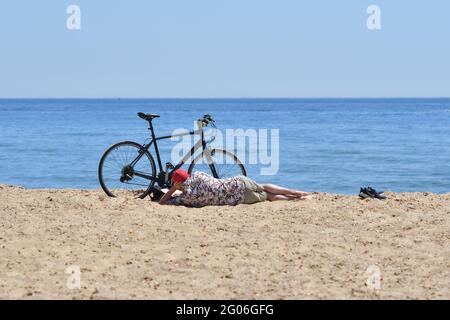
[159,183,181,205]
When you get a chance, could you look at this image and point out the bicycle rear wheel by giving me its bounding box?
[98,141,156,197]
[188,148,246,179]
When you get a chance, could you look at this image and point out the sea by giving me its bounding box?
[1,98,449,194]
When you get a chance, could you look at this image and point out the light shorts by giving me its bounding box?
[239,176,267,204]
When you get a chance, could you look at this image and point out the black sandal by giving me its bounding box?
[359,187,386,200]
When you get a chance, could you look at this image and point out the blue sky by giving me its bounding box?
[0,0,449,98]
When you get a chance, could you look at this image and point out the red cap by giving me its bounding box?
[172,169,190,184]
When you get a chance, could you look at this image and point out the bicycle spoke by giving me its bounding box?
[190,150,245,179]
[107,152,123,168]
[100,142,155,196]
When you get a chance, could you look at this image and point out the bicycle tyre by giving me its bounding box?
[98,141,156,198]
[187,148,246,179]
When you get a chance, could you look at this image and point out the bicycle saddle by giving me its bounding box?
[137,112,160,121]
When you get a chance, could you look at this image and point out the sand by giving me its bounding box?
[0,184,448,300]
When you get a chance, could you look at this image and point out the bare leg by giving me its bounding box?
[266,192,297,201]
[261,183,309,197]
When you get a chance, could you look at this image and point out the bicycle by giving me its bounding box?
[98,113,247,198]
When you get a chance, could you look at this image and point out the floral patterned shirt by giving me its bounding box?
[168,172,245,207]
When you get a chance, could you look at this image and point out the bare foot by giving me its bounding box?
[289,190,309,197]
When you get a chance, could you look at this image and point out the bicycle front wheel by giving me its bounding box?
[98,141,156,198]
[188,149,246,179]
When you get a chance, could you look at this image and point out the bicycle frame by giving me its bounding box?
[129,119,218,184]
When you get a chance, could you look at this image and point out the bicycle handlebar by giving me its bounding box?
[199,114,215,127]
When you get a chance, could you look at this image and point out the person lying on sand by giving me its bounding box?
[159,169,309,207]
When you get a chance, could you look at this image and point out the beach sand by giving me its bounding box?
[0,184,448,299]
